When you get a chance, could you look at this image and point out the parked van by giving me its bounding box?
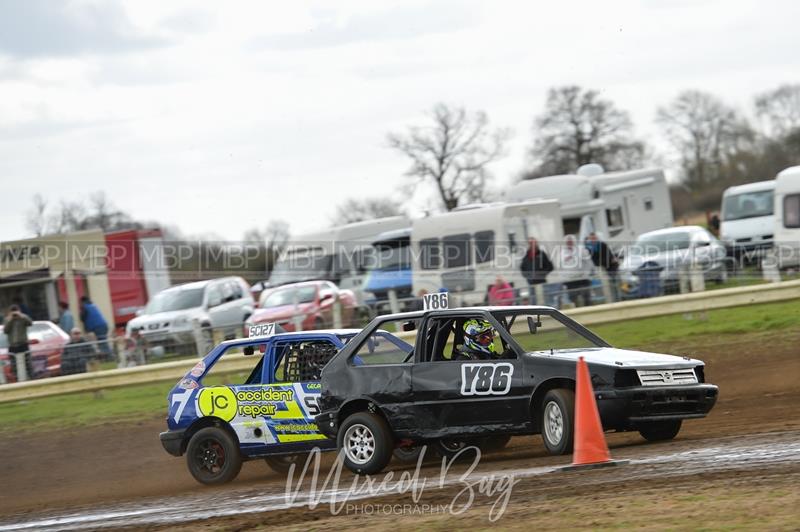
[411,200,563,306]
[506,167,673,251]
[362,227,413,312]
[773,167,800,269]
[719,180,775,259]
[268,216,409,303]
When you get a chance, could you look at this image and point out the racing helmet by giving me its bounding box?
[463,319,497,357]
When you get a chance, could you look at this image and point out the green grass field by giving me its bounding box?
[1,299,798,435]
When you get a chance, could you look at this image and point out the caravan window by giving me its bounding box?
[442,233,471,268]
[606,207,625,236]
[474,231,494,264]
[420,238,441,270]
[785,195,800,228]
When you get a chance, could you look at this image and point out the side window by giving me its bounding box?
[442,233,472,268]
[274,340,339,382]
[206,284,222,307]
[474,230,494,264]
[201,342,269,386]
[229,281,243,300]
[785,194,800,228]
[422,315,511,362]
[420,238,441,270]
[643,197,654,211]
[350,318,419,366]
[606,207,625,237]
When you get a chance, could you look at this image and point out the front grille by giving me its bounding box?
[636,368,698,386]
[736,237,752,243]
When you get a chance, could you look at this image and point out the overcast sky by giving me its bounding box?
[0,0,797,242]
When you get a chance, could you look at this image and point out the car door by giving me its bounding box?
[409,313,526,432]
[205,282,226,329]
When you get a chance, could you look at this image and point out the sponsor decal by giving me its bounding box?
[197,386,238,421]
[190,361,206,378]
[197,386,299,420]
[460,363,514,396]
[179,378,199,390]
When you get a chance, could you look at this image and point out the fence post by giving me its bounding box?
[762,250,781,283]
[679,265,691,294]
[387,289,401,315]
[192,318,211,356]
[600,273,615,304]
[14,352,29,382]
[332,292,343,329]
[0,359,6,385]
[292,290,303,332]
[534,284,545,306]
[690,260,706,292]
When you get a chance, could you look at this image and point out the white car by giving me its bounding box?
[619,226,727,297]
[126,277,254,354]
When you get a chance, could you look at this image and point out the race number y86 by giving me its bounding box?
[460,363,513,396]
[422,292,449,311]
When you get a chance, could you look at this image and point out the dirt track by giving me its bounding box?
[1,331,799,529]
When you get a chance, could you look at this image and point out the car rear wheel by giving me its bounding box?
[265,454,305,474]
[540,389,575,455]
[338,412,394,475]
[186,427,242,485]
[638,420,682,442]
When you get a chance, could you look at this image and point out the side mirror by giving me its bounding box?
[243,345,255,356]
[402,321,416,332]
[320,292,334,303]
[527,315,542,334]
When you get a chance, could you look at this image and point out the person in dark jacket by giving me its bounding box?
[586,232,619,301]
[4,305,33,381]
[61,328,97,375]
[80,296,110,361]
[520,238,554,304]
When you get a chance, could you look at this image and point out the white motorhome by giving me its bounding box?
[719,180,776,257]
[773,166,800,269]
[506,167,673,251]
[411,200,563,306]
[268,216,408,303]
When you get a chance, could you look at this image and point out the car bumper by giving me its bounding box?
[596,384,719,429]
[315,412,338,440]
[159,430,186,456]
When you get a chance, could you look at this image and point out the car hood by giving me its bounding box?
[529,347,701,368]
[252,302,316,322]
[128,309,203,329]
[620,250,689,272]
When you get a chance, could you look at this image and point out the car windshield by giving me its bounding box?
[494,311,603,352]
[368,239,411,271]
[269,249,333,284]
[722,190,774,221]
[145,287,205,314]
[633,232,692,253]
[262,286,317,307]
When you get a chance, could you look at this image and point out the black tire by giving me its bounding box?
[479,434,512,453]
[393,443,431,464]
[186,427,242,485]
[638,420,682,442]
[540,388,575,455]
[436,438,481,459]
[264,454,305,474]
[338,412,394,475]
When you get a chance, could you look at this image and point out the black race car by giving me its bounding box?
[316,306,719,474]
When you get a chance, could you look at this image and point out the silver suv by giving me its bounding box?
[126,277,254,353]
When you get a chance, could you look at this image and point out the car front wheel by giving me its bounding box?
[540,389,575,455]
[186,427,242,485]
[338,412,394,475]
[638,420,682,442]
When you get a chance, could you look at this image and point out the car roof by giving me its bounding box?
[723,180,775,195]
[375,305,557,322]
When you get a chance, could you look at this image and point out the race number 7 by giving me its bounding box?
[460,363,514,396]
[423,292,449,311]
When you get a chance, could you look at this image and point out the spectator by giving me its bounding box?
[586,232,619,301]
[555,234,595,307]
[11,296,32,318]
[520,238,554,304]
[124,328,147,367]
[80,296,110,361]
[58,301,74,333]
[61,328,97,375]
[4,305,32,381]
[488,276,515,306]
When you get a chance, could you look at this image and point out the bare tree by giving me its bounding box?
[525,85,645,178]
[388,103,509,211]
[243,219,291,252]
[25,194,50,237]
[656,90,754,191]
[330,197,403,225]
[755,84,800,138]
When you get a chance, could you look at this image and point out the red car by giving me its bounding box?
[248,281,358,331]
[0,321,70,382]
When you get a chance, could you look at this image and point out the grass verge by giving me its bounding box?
[1,299,798,435]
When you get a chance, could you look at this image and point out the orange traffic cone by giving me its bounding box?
[562,356,627,471]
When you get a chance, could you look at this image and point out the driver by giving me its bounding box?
[461,319,499,360]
